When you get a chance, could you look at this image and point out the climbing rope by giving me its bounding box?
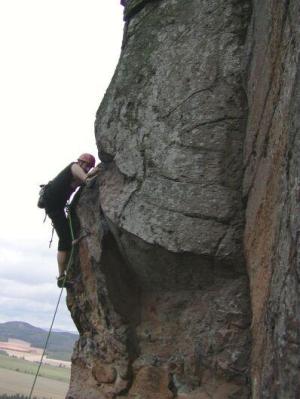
[28,206,75,399]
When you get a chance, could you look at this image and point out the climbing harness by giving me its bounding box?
[28,206,75,399]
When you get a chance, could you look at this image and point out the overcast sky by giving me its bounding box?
[0,1,124,332]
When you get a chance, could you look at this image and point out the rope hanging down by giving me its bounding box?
[28,207,75,399]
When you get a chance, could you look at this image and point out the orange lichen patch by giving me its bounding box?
[92,362,117,384]
[128,366,173,399]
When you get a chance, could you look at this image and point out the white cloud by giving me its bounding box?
[0,1,124,332]
[0,279,56,301]
[0,279,74,331]
[0,239,56,284]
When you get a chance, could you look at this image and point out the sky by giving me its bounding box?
[0,1,124,332]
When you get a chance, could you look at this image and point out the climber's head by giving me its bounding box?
[78,153,96,172]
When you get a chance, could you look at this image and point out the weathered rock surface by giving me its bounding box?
[66,1,251,398]
[65,0,300,398]
[243,1,300,397]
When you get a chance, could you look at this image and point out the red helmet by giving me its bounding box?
[78,153,95,168]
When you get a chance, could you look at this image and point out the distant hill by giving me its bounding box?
[0,321,78,361]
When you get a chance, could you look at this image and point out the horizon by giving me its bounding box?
[0,319,78,335]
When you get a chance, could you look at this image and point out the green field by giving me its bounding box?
[0,355,70,399]
[0,368,69,399]
[0,355,70,383]
[0,322,78,362]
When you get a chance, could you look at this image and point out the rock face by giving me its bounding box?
[65,0,300,398]
[243,1,300,398]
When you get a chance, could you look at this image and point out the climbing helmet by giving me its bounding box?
[78,153,96,168]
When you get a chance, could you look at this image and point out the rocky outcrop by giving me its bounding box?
[66,1,251,398]
[65,0,300,398]
[243,1,300,397]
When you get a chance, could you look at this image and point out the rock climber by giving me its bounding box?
[43,153,99,288]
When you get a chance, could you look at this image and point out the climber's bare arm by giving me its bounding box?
[71,163,88,183]
[87,164,101,178]
[71,163,100,185]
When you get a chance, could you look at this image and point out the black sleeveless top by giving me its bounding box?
[45,163,76,210]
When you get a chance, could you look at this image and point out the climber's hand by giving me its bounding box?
[87,164,101,178]
[86,175,97,188]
